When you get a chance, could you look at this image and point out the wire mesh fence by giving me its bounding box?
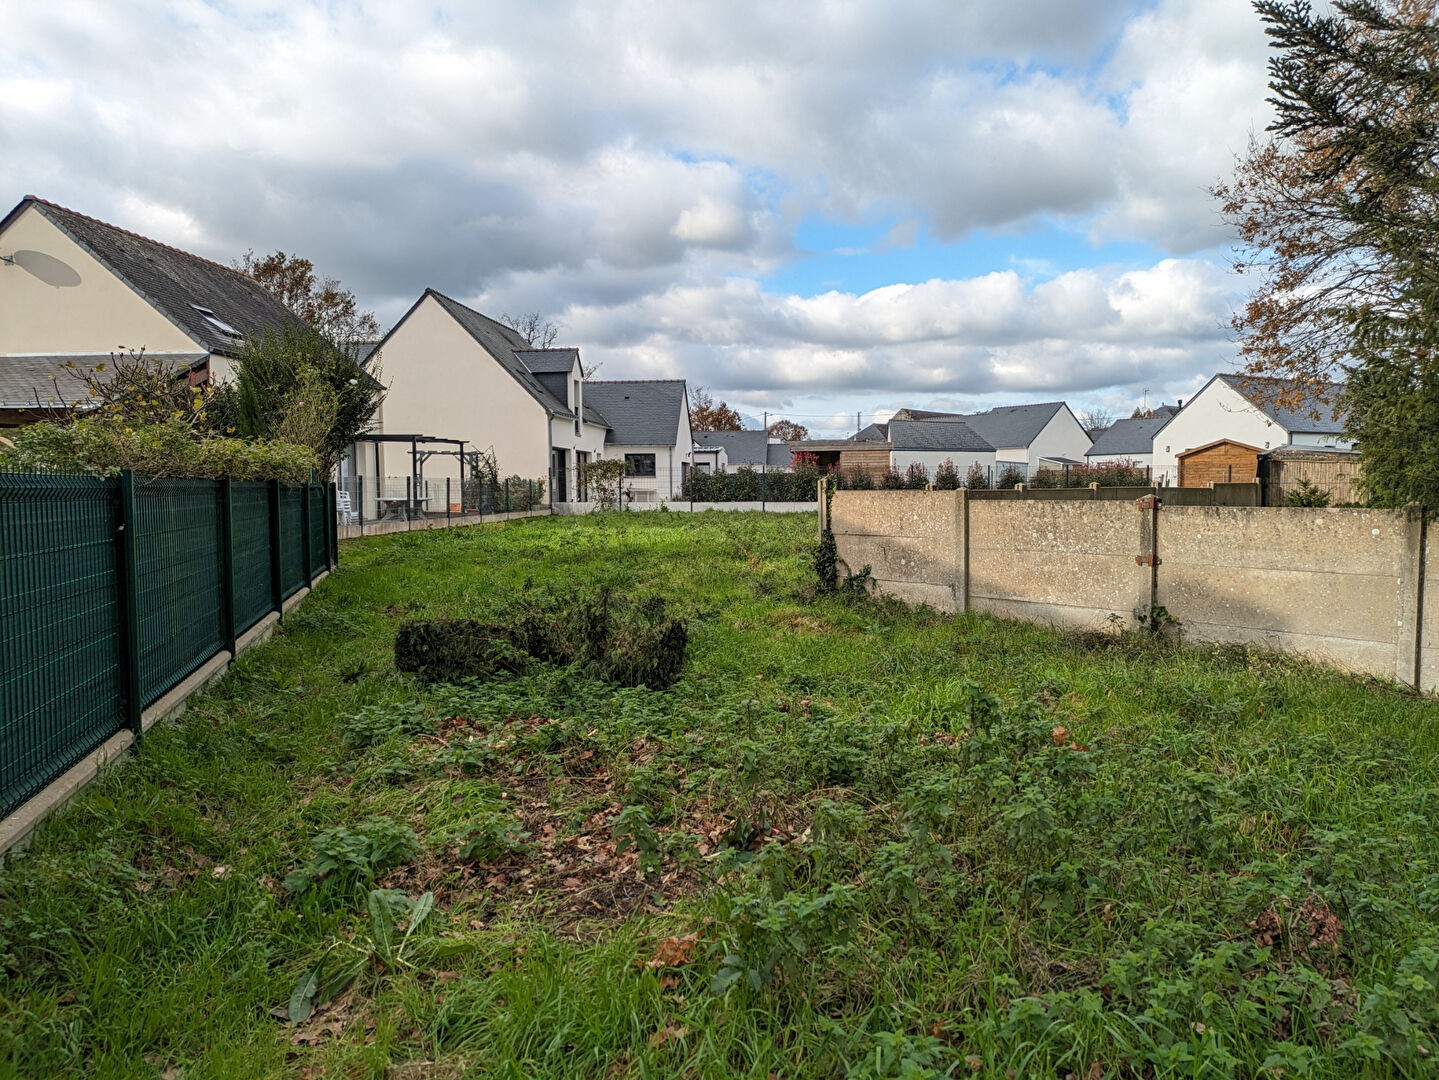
[0,470,335,819]
[335,475,548,531]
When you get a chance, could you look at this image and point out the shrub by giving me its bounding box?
[0,418,319,482]
[933,459,961,490]
[733,465,761,501]
[1285,479,1333,507]
[393,619,532,683]
[502,475,543,511]
[996,464,1025,489]
[878,466,906,490]
[581,458,630,510]
[841,465,874,490]
[904,462,929,489]
[394,589,688,690]
[965,462,990,489]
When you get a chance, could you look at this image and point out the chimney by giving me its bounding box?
[1177,398,1183,408]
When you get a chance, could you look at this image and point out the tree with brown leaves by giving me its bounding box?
[239,250,381,344]
[688,387,743,432]
[766,418,810,442]
[1216,0,1439,504]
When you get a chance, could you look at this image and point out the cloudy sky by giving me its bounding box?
[3,0,1276,434]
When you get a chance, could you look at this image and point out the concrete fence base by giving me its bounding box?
[831,489,1437,692]
[338,507,551,539]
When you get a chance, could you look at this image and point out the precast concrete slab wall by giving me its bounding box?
[1423,537,1439,693]
[831,490,964,611]
[1156,506,1406,679]
[969,500,1144,630]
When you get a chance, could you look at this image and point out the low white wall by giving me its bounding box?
[555,501,814,515]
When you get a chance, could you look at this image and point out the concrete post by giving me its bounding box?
[1396,502,1426,688]
[957,488,970,613]
[1134,494,1161,626]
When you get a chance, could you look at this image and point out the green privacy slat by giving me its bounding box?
[279,486,305,599]
[230,481,274,635]
[0,473,126,818]
[132,477,226,708]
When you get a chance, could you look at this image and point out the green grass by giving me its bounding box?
[3,511,1439,1078]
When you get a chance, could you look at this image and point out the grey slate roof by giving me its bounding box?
[854,422,890,442]
[582,380,688,446]
[5,197,301,358]
[1085,416,1167,457]
[887,418,993,452]
[0,353,207,408]
[1217,375,1347,434]
[956,402,1067,449]
[891,401,1073,449]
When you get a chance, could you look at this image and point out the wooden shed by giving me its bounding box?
[1176,439,1263,488]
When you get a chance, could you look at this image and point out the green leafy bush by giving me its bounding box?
[965,462,990,489]
[996,464,1025,489]
[0,418,319,482]
[1285,479,1333,507]
[903,462,929,489]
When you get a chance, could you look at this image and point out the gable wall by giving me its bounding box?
[0,205,201,356]
[1027,408,1092,468]
[1152,381,1284,485]
[376,294,548,482]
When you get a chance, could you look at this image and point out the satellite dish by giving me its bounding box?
[12,249,82,288]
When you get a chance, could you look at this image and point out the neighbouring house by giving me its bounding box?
[892,401,1091,473]
[886,418,995,478]
[580,380,693,502]
[0,194,300,426]
[1151,374,1350,485]
[692,429,794,473]
[1083,415,1169,469]
[362,289,693,514]
[792,417,996,481]
[357,289,610,511]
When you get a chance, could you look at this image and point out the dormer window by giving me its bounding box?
[190,304,244,340]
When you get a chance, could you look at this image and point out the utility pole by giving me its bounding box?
[856,411,861,435]
[762,410,768,511]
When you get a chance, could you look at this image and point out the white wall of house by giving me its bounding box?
[1290,430,1355,450]
[376,293,549,483]
[1152,380,1284,484]
[613,439,688,501]
[891,448,995,477]
[0,204,204,356]
[1026,408,1092,468]
[1086,451,1154,468]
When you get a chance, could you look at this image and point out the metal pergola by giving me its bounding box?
[354,433,475,516]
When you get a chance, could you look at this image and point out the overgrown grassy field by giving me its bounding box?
[4,512,1439,1078]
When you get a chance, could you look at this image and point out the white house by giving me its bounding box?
[895,401,1091,472]
[580,380,693,502]
[0,194,298,426]
[1151,375,1350,485]
[359,289,610,511]
[887,418,995,478]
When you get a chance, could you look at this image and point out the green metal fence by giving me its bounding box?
[0,470,335,818]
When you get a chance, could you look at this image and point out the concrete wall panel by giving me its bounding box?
[1160,506,1403,575]
[1423,538,1439,693]
[831,491,963,612]
[969,500,1140,627]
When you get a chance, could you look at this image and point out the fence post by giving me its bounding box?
[300,479,313,583]
[406,474,413,531]
[268,479,283,617]
[446,477,452,528]
[115,470,144,738]
[1396,503,1426,689]
[219,477,237,657]
[357,473,365,537]
[327,482,338,568]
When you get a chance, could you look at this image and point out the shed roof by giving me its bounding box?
[693,429,794,467]
[0,353,207,408]
[892,401,1072,449]
[582,380,688,446]
[3,196,301,358]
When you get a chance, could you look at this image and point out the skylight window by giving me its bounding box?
[190,304,244,340]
